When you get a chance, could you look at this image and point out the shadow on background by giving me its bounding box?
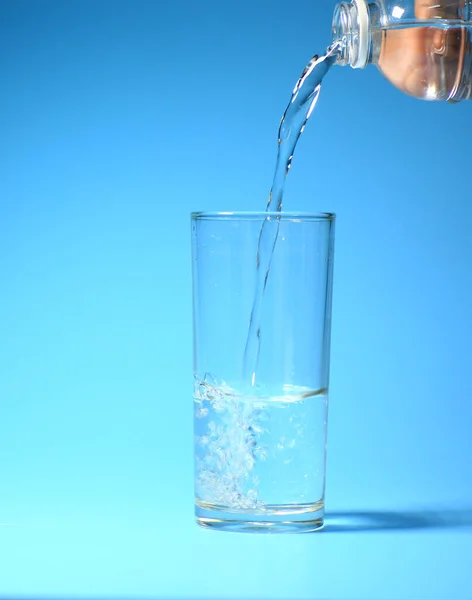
[324,508,472,533]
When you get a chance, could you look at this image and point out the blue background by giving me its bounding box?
[1,0,471,598]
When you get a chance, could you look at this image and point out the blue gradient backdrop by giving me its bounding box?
[1,1,471,598]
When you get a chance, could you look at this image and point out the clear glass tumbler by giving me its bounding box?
[191,212,335,533]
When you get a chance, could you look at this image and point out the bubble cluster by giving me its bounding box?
[194,378,268,511]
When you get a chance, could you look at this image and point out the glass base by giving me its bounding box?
[195,500,324,533]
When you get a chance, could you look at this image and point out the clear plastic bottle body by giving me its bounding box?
[333,0,472,101]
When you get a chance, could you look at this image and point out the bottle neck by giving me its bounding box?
[333,0,472,70]
[332,0,375,69]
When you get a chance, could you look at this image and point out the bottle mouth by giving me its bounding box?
[332,0,370,69]
[332,3,350,66]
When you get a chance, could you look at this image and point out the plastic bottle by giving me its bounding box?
[332,0,472,101]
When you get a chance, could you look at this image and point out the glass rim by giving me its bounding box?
[191,211,335,222]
